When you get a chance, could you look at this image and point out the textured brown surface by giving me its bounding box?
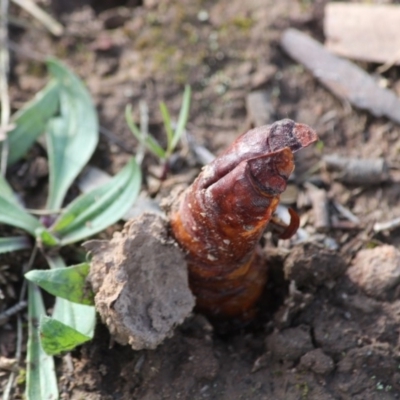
[85,213,194,350]
[170,120,317,320]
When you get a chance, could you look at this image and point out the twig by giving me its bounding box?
[0,0,10,176]
[374,216,400,233]
[3,245,38,400]
[11,0,63,36]
[0,300,27,325]
[324,154,390,185]
[2,315,23,400]
[136,100,149,166]
[333,201,360,224]
[376,49,400,74]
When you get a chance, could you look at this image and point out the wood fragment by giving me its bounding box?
[11,0,64,36]
[281,28,400,125]
[0,300,27,326]
[305,183,330,232]
[333,201,360,224]
[374,217,400,233]
[323,154,389,185]
[324,3,400,65]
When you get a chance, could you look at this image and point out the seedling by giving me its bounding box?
[125,85,191,174]
[0,59,141,400]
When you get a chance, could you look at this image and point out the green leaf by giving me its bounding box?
[171,84,191,150]
[125,105,166,159]
[26,283,58,400]
[40,316,91,356]
[0,236,31,253]
[8,81,60,165]
[46,58,99,210]
[0,174,16,202]
[159,101,174,153]
[25,263,94,305]
[47,256,96,339]
[0,196,43,235]
[35,227,60,247]
[52,157,142,245]
[52,297,95,339]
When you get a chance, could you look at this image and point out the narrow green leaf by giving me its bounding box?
[8,81,60,165]
[35,227,60,247]
[40,316,91,356]
[25,263,94,305]
[46,58,99,210]
[159,101,174,153]
[0,174,16,202]
[171,84,191,150]
[45,254,65,270]
[47,256,96,339]
[53,157,141,245]
[125,105,165,159]
[0,197,43,235]
[0,236,31,253]
[26,283,58,400]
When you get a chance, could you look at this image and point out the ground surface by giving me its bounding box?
[2,0,400,399]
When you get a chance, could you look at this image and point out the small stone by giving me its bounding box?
[299,348,335,375]
[347,245,400,300]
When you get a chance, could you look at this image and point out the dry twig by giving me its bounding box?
[374,216,400,233]
[11,0,63,36]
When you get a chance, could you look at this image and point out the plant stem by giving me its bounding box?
[0,0,10,176]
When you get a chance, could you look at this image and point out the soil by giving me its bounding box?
[2,0,400,399]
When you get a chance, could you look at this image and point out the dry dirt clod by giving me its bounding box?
[299,348,335,376]
[347,245,400,301]
[84,213,195,350]
[284,242,347,289]
[265,325,314,364]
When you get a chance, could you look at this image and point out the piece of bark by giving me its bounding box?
[324,3,400,65]
[323,154,389,185]
[281,28,400,125]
